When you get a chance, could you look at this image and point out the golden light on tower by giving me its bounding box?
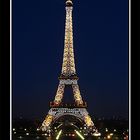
[84,115,94,127]
[41,0,99,135]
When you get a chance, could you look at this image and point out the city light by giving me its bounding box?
[19,136,23,139]
[26,133,29,135]
[124,135,128,140]
[36,136,40,139]
[56,130,62,140]
[105,128,108,132]
[107,135,111,139]
[84,133,88,136]
[13,128,15,131]
[75,130,85,140]
[93,132,101,137]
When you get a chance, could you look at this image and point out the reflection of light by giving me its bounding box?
[24,128,27,131]
[114,129,116,132]
[13,128,15,131]
[36,136,40,139]
[56,130,62,140]
[14,132,16,134]
[75,130,85,140]
[37,128,40,131]
[110,133,113,136]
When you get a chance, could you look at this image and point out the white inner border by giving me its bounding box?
[10,0,131,139]
[10,0,12,139]
[129,0,131,139]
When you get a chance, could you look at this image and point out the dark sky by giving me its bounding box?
[13,0,128,120]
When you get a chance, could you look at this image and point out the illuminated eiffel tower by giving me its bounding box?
[41,0,100,137]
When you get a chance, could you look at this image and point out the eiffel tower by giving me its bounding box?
[41,0,99,137]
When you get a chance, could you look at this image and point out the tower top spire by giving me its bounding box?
[66,0,73,7]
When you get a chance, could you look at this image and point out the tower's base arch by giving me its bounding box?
[41,108,98,136]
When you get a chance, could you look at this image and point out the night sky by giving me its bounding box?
[13,0,128,120]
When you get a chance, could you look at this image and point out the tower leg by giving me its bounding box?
[54,84,65,105]
[72,84,83,105]
[41,114,54,132]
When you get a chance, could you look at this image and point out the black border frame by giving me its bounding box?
[0,0,10,139]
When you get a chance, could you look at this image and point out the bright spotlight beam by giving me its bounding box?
[56,130,62,140]
[75,130,85,140]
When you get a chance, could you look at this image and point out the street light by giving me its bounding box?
[107,135,111,139]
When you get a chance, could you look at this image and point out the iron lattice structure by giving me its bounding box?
[41,0,99,135]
